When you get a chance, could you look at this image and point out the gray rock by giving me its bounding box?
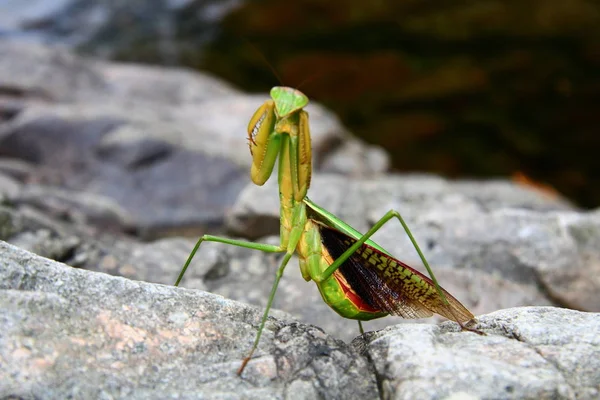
[0,103,249,238]
[320,137,390,175]
[227,174,574,239]
[0,40,388,238]
[0,172,21,202]
[16,184,133,230]
[453,179,576,211]
[0,203,172,282]
[2,242,598,399]
[99,61,240,103]
[0,40,238,104]
[0,40,107,102]
[0,241,377,399]
[364,307,600,400]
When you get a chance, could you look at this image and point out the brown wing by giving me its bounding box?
[318,223,474,323]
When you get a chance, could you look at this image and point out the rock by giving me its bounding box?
[1,241,598,399]
[320,137,390,175]
[0,40,387,238]
[0,171,21,202]
[0,40,106,102]
[0,202,200,285]
[16,185,133,231]
[99,62,240,103]
[228,174,574,239]
[364,307,600,400]
[0,241,376,399]
[0,95,249,239]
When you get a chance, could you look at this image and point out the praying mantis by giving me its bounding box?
[175,86,480,375]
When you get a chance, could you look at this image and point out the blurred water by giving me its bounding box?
[0,0,240,52]
[0,0,68,28]
[0,0,69,42]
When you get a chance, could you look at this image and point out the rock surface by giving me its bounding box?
[1,242,599,399]
[0,40,386,239]
[365,307,600,400]
[0,241,376,399]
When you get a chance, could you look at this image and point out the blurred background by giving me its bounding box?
[2,0,598,208]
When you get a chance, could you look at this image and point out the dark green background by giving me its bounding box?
[98,1,600,208]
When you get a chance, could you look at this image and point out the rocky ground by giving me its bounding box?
[0,40,599,399]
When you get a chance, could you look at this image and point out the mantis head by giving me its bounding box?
[270,86,309,118]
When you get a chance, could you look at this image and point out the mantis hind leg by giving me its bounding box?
[318,209,482,334]
[174,234,295,375]
[175,235,284,286]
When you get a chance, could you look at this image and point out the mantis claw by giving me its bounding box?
[237,357,251,376]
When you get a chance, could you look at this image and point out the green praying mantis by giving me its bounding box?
[175,86,480,375]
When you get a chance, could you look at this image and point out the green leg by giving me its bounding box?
[174,235,284,286]
[237,250,295,375]
[316,210,472,330]
[358,320,365,335]
[237,206,307,375]
[175,234,295,375]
